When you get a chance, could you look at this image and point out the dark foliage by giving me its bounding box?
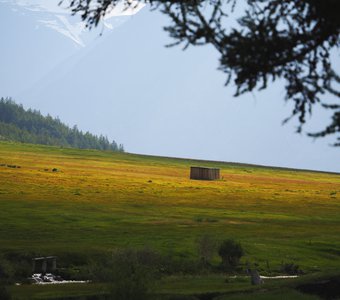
[297,276,340,300]
[0,259,14,284]
[89,249,158,300]
[61,0,340,145]
[0,286,11,300]
[218,239,244,269]
[280,262,303,275]
[0,98,124,151]
[196,234,217,267]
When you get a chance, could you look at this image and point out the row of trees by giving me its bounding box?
[0,98,124,152]
[88,238,245,300]
[1,238,301,299]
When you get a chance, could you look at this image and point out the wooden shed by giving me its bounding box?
[190,166,220,180]
[32,256,57,274]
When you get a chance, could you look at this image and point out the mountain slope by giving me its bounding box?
[0,98,123,151]
[0,141,339,272]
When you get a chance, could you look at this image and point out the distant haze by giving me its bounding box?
[0,1,339,173]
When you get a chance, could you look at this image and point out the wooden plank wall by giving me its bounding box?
[190,167,220,180]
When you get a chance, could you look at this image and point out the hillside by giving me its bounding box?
[0,98,123,151]
[0,141,339,263]
[0,141,340,299]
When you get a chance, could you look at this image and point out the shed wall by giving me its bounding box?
[190,167,220,180]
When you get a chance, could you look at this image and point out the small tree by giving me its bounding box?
[0,259,14,284]
[218,239,244,270]
[197,234,217,267]
[89,248,157,300]
[109,249,157,300]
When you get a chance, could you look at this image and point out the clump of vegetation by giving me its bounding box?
[197,234,217,267]
[0,286,11,300]
[194,216,218,223]
[0,259,14,284]
[89,248,159,300]
[218,239,244,270]
[206,218,218,223]
[0,253,33,284]
[6,165,20,169]
[281,262,303,275]
[194,216,203,223]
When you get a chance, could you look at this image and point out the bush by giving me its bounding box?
[0,259,15,284]
[3,252,37,281]
[281,262,303,275]
[160,255,201,275]
[196,234,217,267]
[0,286,11,300]
[88,248,159,300]
[218,239,244,270]
[109,249,158,300]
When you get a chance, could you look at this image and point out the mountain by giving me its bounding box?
[0,98,123,151]
[0,0,145,47]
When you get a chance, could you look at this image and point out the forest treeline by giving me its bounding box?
[0,98,124,151]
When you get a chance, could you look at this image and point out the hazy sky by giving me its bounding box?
[1,1,339,172]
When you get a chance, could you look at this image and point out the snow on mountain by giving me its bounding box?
[0,0,145,47]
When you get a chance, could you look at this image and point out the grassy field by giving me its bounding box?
[0,141,340,298]
[5,275,318,299]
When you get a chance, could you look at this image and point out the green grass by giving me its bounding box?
[8,283,107,300]
[8,274,325,299]
[215,289,320,300]
[1,141,340,298]
[154,275,250,295]
[0,141,340,269]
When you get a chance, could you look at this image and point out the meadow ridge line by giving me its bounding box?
[127,152,340,175]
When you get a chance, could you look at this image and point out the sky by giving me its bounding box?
[0,0,339,173]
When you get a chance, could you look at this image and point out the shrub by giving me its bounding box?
[109,249,158,300]
[281,262,303,275]
[0,259,15,284]
[160,255,201,275]
[0,286,11,300]
[89,248,159,300]
[218,239,244,270]
[196,234,217,267]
